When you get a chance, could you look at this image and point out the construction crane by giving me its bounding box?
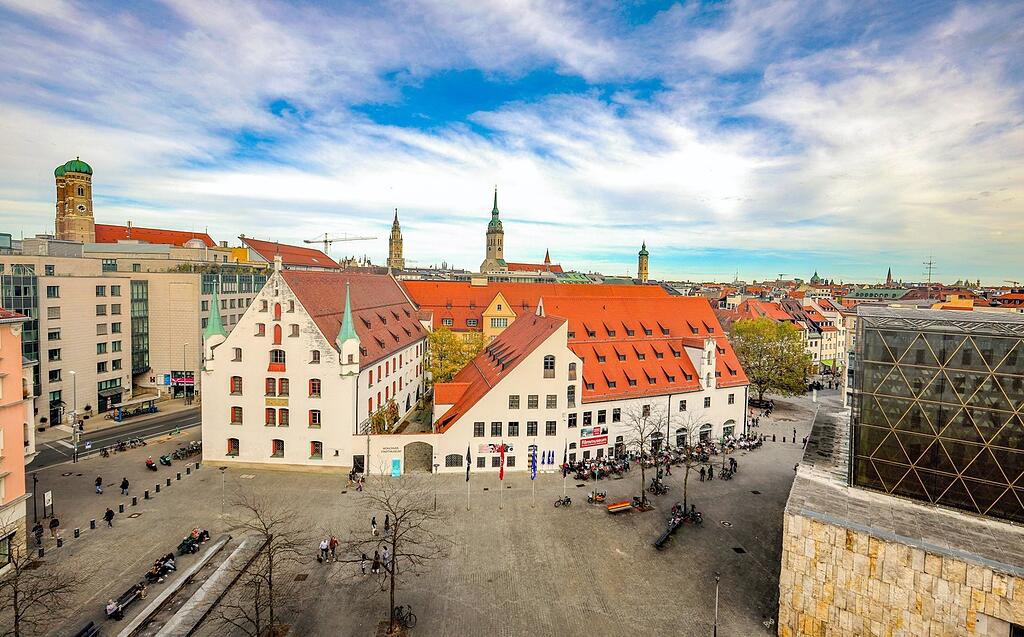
[304,233,377,256]
[1005,280,1021,287]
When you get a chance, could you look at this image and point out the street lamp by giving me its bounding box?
[69,371,78,463]
[713,571,721,637]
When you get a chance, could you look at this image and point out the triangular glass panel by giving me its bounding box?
[995,375,1024,411]
[894,469,930,502]
[995,339,1024,376]
[989,447,1024,485]
[989,415,1024,452]
[983,337,1020,370]
[918,441,958,475]
[861,363,893,394]
[962,448,1008,484]
[902,335,939,367]
[872,431,912,465]
[940,439,984,473]
[875,395,912,428]
[898,365,938,398]
[949,337,993,373]
[895,402,936,435]
[966,376,1010,410]
[872,459,911,492]
[990,489,1024,523]
[852,456,884,490]
[962,479,1007,516]
[894,430,934,463]
[920,371,960,404]
[924,333,964,367]
[859,396,888,428]
[863,330,895,364]
[937,409,984,444]
[966,407,1010,444]
[936,477,979,513]
[880,330,915,363]
[876,367,912,398]
[918,469,955,503]
[959,372,997,406]
[855,425,891,458]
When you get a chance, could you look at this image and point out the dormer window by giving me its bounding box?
[626,329,635,336]
[597,355,606,363]
[617,353,626,362]
[644,328,653,336]
[628,379,637,387]
[587,330,596,337]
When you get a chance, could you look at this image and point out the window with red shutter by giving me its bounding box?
[265,408,276,426]
[265,378,276,396]
[231,406,243,424]
[273,324,282,344]
[278,378,289,396]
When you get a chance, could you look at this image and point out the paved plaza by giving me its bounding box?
[21,392,835,637]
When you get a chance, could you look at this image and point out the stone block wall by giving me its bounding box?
[778,512,1024,636]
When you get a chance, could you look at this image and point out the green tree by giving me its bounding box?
[731,318,812,401]
[427,328,485,384]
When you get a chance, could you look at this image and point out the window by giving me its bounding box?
[273,324,282,344]
[491,421,502,436]
[49,390,61,403]
[97,361,107,373]
[96,343,106,354]
[265,378,276,396]
[96,285,106,297]
[286,323,298,337]
[473,422,485,437]
[490,318,508,329]
[231,407,243,424]
[527,395,539,409]
[679,400,687,412]
[77,186,84,196]
[233,348,242,362]
[508,421,519,436]
[230,376,243,395]
[568,362,577,380]
[543,355,555,378]
[467,319,478,327]
[48,369,61,382]
[728,393,735,405]
[111,285,121,296]
[583,412,592,426]
[111,322,122,334]
[567,385,576,408]
[132,263,141,272]
[597,410,606,424]
[111,304,121,315]
[46,285,59,298]
[507,456,516,468]
[545,421,557,436]
[311,350,320,364]
[441,318,454,327]
[256,323,266,336]
[309,410,322,428]
[96,305,106,316]
[309,378,321,397]
[112,341,122,352]
[272,439,284,457]
[48,348,61,361]
[612,408,621,423]
[546,395,557,409]
[44,264,55,275]
[270,349,286,369]
[509,395,520,409]
[274,303,282,320]
[261,300,268,312]
[102,259,116,272]
[278,409,290,427]
[445,454,463,467]
[477,457,486,468]
[47,307,60,320]
[491,456,501,468]
[47,329,60,341]
[278,378,289,396]
[527,421,538,436]
[642,405,651,417]
[704,397,711,408]
[568,413,577,427]
[96,324,107,336]
[227,438,240,456]
[265,408,277,426]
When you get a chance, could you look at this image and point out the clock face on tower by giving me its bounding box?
[76,204,86,212]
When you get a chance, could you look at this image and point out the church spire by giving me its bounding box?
[203,279,227,341]
[544,249,551,265]
[492,186,499,215]
[336,282,359,348]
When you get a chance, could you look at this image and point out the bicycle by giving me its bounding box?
[392,605,417,629]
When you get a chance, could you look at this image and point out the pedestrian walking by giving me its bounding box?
[120,477,130,496]
[699,466,706,482]
[384,514,390,535]
[793,428,797,440]
[382,546,391,570]
[95,476,104,494]
[356,478,364,492]
[794,463,798,473]
[371,550,380,574]
[33,522,44,546]
[104,507,115,527]
[48,517,60,538]
[371,516,378,536]
[707,465,714,481]
[329,535,339,561]
[318,539,329,563]
[665,463,671,476]
[360,553,368,574]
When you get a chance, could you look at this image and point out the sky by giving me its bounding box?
[0,0,1022,284]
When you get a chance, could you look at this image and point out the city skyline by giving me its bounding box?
[1,1,1022,282]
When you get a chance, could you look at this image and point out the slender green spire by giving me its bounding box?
[336,281,358,348]
[203,279,227,340]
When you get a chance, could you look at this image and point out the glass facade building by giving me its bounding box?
[131,280,150,375]
[852,306,1024,523]
[1,264,40,395]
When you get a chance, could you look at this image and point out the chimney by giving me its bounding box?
[220,241,228,248]
[126,220,132,239]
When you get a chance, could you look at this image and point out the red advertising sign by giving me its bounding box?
[579,436,608,448]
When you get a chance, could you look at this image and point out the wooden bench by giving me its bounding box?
[106,582,145,620]
[72,622,100,637]
[607,501,632,514]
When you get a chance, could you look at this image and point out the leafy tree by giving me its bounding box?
[731,318,812,400]
[427,328,485,384]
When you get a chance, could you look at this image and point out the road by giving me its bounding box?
[29,407,201,470]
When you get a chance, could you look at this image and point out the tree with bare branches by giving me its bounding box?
[339,474,451,634]
[670,410,711,512]
[622,404,668,508]
[0,525,84,637]
[214,491,307,637]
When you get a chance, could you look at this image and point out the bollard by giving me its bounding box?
[74,528,80,538]
[177,472,181,481]
[38,547,44,558]
[166,478,171,487]
[144,490,150,500]
[90,519,96,529]
[57,537,63,548]
[773,434,776,442]
[132,496,138,506]
[195,462,201,470]
[156,484,161,493]
[186,467,191,475]
[119,503,125,513]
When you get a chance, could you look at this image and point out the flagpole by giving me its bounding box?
[467,477,471,511]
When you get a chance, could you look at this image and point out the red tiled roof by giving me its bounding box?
[436,315,566,432]
[402,280,669,331]
[280,271,424,365]
[94,224,215,247]
[0,308,27,322]
[434,383,469,405]
[242,237,340,269]
[506,262,565,274]
[539,296,749,402]
[736,299,791,322]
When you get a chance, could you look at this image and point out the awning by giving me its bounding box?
[98,388,123,398]
[115,396,157,409]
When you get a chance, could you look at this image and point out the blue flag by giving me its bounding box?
[530,446,537,480]
[466,445,471,482]
[562,442,568,477]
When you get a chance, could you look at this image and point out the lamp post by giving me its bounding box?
[219,466,227,516]
[713,571,721,637]
[32,473,38,522]
[70,370,78,463]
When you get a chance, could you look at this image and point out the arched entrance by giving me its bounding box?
[403,441,433,473]
[723,419,736,439]
[675,427,689,448]
[699,424,713,442]
[651,431,664,453]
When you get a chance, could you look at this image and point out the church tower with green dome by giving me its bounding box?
[638,241,649,283]
[54,157,96,243]
[480,187,507,273]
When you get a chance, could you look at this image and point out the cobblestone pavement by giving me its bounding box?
[25,392,836,637]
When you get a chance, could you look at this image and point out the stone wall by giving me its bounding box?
[779,511,1024,636]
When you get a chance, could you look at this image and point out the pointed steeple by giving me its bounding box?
[544,249,551,265]
[336,281,359,349]
[393,208,400,226]
[203,280,227,340]
[492,186,499,215]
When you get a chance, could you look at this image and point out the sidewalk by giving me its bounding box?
[34,396,202,445]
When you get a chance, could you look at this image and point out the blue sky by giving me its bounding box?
[0,0,1021,283]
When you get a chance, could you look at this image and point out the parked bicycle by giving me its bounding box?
[554,496,572,508]
[392,604,417,629]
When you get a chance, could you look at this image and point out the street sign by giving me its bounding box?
[43,491,52,507]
